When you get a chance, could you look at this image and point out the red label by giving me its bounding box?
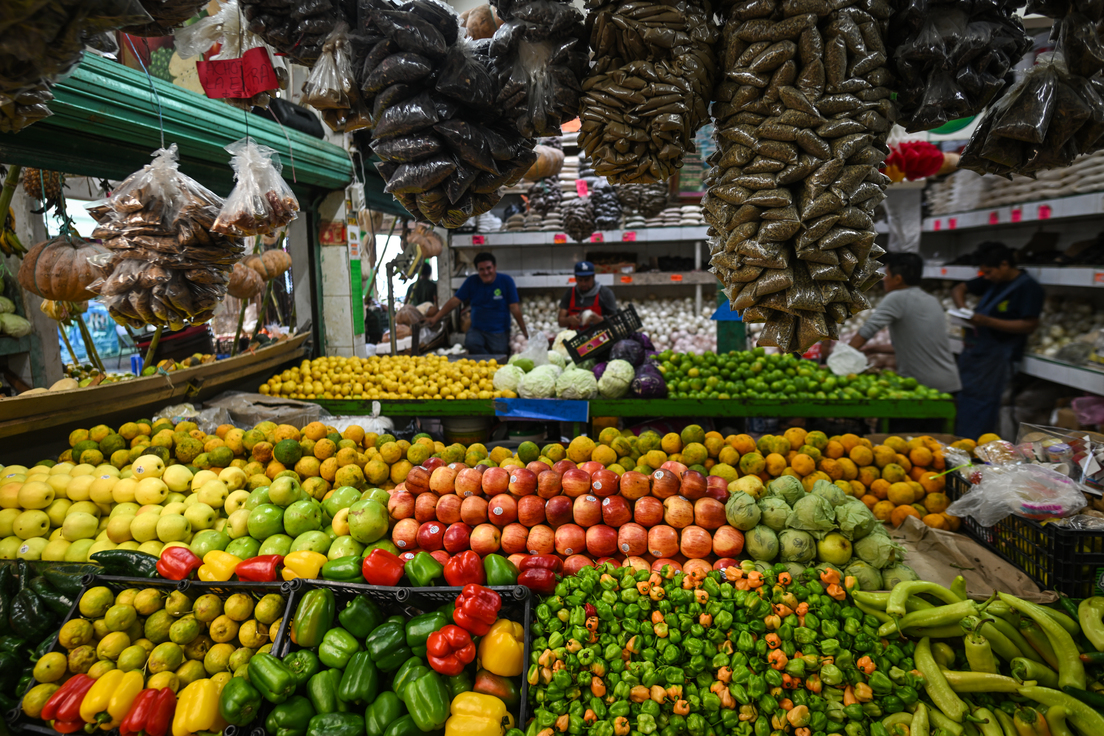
[989,211,999,224]
[620,275,633,283]
[576,180,588,197]
[568,277,576,284]
[471,235,485,245]
[940,268,948,275]
[196,47,277,99]
[670,274,683,282]
[241,47,279,96]
[1011,208,1022,223]
[1095,271,1104,284]
[590,233,603,243]
[933,220,941,231]
[948,218,957,229]
[553,234,567,244]
[1039,204,1052,220]
[320,222,346,245]
[623,231,636,242]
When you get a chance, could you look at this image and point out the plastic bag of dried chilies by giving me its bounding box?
[122,0,209,36]
[562,195,596,241]
[212,137,300,237]
[704,0,893,352]
[239,0,342,65]
[588,178,623,230]
[576,0,719,184]
[887,0,1030,132]
[616,182,669,216]
[303,23,371,132]
[86,145,244,329]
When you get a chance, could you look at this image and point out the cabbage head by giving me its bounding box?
[597,359,635,399]
[786,494,836,535]
[552,330,577,356]
[547,351,566,369]
[811,480,848,507]
[783,562,807,580]
[758,497,792,531]
[779,529,816,563]
[556,368,597,399]
[853,532,903,568]
[745,526,778,561]
[835,500,876,540]
[765,475,805,506]
[492,365,524,393]
[844,560,884,591]
[519,365,558,398]
[725,491,761,531]
[881,564,919,588]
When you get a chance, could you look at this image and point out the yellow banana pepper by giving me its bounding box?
[172,678,227,736]
[80,670,144,728]
[478,619,524,677]
[282,550,328,581]
[445,692,512,736]
[198,551,242,582]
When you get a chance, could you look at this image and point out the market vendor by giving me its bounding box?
[558,260,618,329]
[952,241,1044,438]
[426,252,527,355]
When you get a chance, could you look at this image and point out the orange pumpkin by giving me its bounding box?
[18,236,107,302]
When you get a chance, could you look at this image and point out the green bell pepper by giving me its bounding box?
[337,651,379,705]
[308,668,347,715]
[405,611,447,658]
[292,588,335,649]
[386,713,444,736]
[338,595,384,639]
[406,551,445,587]
[402,670,451,731]
[266,695,315,736]
[447,671,474,699]
[283,649,321,688]
[319,627,361,669]
[248,653,297,704]
[397,666,432,699]
[219,675,264,726]
[306,712,364,736]
[365,621,412,671]
[322,555,364,583]
[483,554,519,586]
[366,692,407,736]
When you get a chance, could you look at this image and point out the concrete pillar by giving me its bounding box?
[316,189,366,357]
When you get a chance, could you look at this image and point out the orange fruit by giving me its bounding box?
[799,445,823,463]
[895,455,913,473]
[888,482,914,506]
[705,430,723,441]
[765,453,788,477]
[705,437,725,458]
[806,431,829,450]
[978,433,1001,445]
[825,441,845,459]
[923,492,950,514]
[849,480,866,496]
[783,427,808,451]
[908,466,927,482]
[933,451,946,471]
[922,513,947,530]
[819,458,843,481]
[919,471,946,494]
[718,446,740,466]
[835,479,853,495]
[872,500,896,521]
[951,439,976,454]
[891,505,922,527]
[858,465,880,487]
[908,481,925,502]
[882,463,906,483]
[942,513,962,531]
[786,450,798,465]
[860,494,879,509]
[782,467,801,479]
[837,458,858,481]
[872,445,896,468]
[215,424,233,439]
[732,434,757,455]
[870,478,890,499]
[801,471,831,491]
[792,454,816,477]
[739,452,766,476]
[303,421,328,441]
[885,436,908,454]
[840,434,862,453]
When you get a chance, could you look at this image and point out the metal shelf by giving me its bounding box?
[946,336,1103,395]
[450,272,717,290]
[923,265,1104,287]
[923,192,1104,233]
[450,227,709,247]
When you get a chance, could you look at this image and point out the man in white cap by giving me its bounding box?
[558,260,618,329]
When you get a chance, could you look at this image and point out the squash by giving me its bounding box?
[227,262,265,299]
[49,378,79,391]
[524,145,565,181]
[244,249,292,281]
[18,236,107,302]
[464,5,499,39]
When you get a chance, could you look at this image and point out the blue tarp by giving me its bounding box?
[58,302,125,363]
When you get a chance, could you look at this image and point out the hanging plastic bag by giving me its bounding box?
[303,23,368,130]
[212,137,300,237]
[946,464,1087,526]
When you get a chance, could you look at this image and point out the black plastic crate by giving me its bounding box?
[946,472,1104,597]
[564,305,642,363]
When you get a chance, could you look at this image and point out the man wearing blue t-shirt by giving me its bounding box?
[427,252,528,355]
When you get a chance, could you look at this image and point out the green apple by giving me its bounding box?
[247,504,284,540]
[347,500,387,544]
[110,502,141,518]
[816,532,853,566]
[156,514,191,543]
[130,513,161,543]
[0,536,21,559]
[107,515,135,544]
[226,509,250,540]
[135,478,168,505]
[190,530,230,558]
[163,465,194,494]
[361,488,390,507]
[283,500,321,538]
[268,477,301,508]
[323,486,361,518]
[14,510,50,540]
[257,534,293,557]
[244,487,270,511]
[225,536,261,559]
[328,535,364,560]
[197,480,228,509]
[214,518,227,533]
[63,539,94,561]
[182,493,200,507]
[41,538,71,561]
[184,503,216,531]
[62,511,98,541]
[116,541,140,551]
[290,531,331,554]
[191,470,219,491]
[69,501,101,518]
[224,491,251,515]
[161,502,187,517]
[87,539,117,557]
[17,537,49,560]
[219,467,247,492]
[164,493,187,506]
[44,499,72,527]
[0,508,20,537]
[137,540,163,556]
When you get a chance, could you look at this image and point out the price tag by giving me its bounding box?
[590,232,604,243]
[568,277,576,284]
[989,211,999,225]
[240,47,279,97]
[1011,208,1022,223]
[948,218,957,230]
[933,220,941,231]
[320,221,346,245]
[553,233,567,244]
[941,267,948,275]
[1094,271,1104,284]
[620,275,633,283]
[576,180,588,197]
[196,47,277,99]
[471,235,485,245]
[623,231,636,242]
[670,274,683,282]
[1039,204,1052,220]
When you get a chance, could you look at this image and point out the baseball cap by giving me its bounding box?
[575,261,596,276]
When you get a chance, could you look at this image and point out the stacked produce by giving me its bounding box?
[239,0,342,65]
[494,335,663,399]
[563,196,597,242]
[589,179,624,232]
[616,183,670,218]
[578,0,719,183]
[707,0,893,351]
[87,145,245,330]
[261,354,503,400]
[1027,297,1104,362]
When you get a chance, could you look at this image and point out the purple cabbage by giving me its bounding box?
[632,362,668,398]
[630,332,656,352]
[593,361,608,380]
[610,339,645,367]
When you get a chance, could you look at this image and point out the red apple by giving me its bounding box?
[680,470,707,500]
[633,496,664,527]
[448,462,469,472]
[713,557,738,571]
[517,495,546,527]
[526,524,556,555]
[475,464,491,473]
[501,523,530,555]
[488,494,518,527]
[663,496,694,528]
[405,466,431,495]
[651,469,680,499]
[443,522,472,554]
[417,521,446,551]
[693,497,726,529]
[706,476,730,502]
[455,468,484,498]
[470,523,502,556]
[648,525,679,558]
[590,469,619,498]
[436,495,463,525]
[573,494,602,527]
[680,525,713,559]
[526,461,551,476]
[561,468,591,498]
[601,495,632,527]
[393,483,406,492]
[564,554,594,576]
[712,525,745,557]
[545,496,573,528]
[586,524,618,557]
[508,468,538,497]
[623,556,650,573]
[415,492,439,522]
[481,467,510,496]
[388,491,415,520]
[392,518,419,550]
[430,550,450,566]
[430,466,457,495]
[661,460,688,476]
[555,523,586,556]
[460,496,489,525]
[684,558,713,578]
[508,553,530,569]
[537,471,562,499]
[620,471,652,500]
[618,523,648,556]
[652,558,682,573]
[399,549,422,563]
[579,461,605,475]
[424,457,445,471]
[596,557,618,568]
[552,459,577,475]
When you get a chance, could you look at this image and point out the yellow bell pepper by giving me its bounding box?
[172,678,227,736]
[79,669,144,729]
[478,619,524,677]
[198,550,242,582]
[445,692,512,736]
[282,550,328,581]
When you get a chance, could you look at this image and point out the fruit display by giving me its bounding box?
[495,335,663,400]
[261,355,505,400]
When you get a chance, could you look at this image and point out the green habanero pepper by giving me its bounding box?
[365,621,412,672]
[338,595,384,639]
[338,651,379,705]
[306,712,364,736]
[319,627,362,669]
[266,695,315,736]
[366,692,407,736]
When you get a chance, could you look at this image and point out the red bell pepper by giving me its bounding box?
[444,550,486,587]
[235,555,283,582]
[453,584,501,636]
[156,547,202,581]
[363,548,405,586]
[427,624,477,676]
[519,554,563,574]
[517,568,557,595]
[41,674,95,723]
[120,688,176,736]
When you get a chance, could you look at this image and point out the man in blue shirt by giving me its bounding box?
[426,252,528,355]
